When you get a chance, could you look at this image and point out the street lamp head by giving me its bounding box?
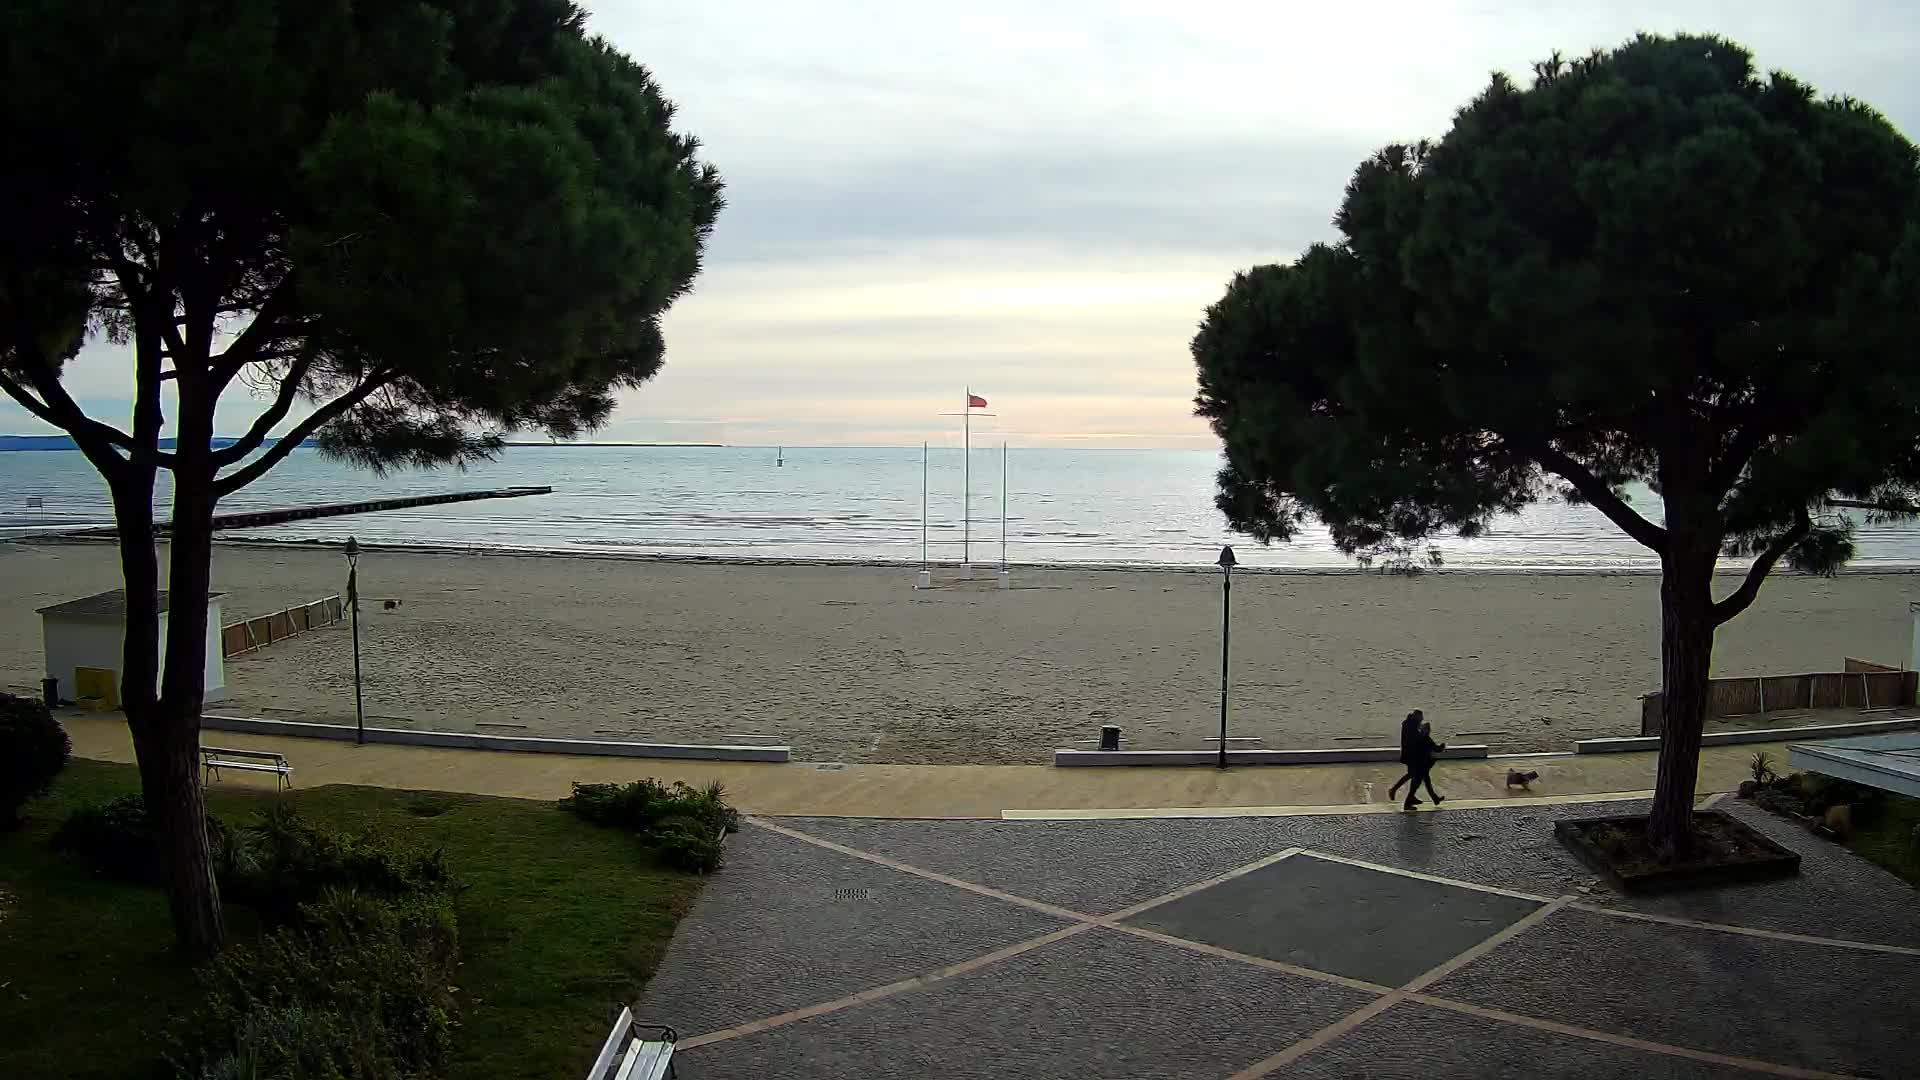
[344,536,359,562]
[1216,544,1237,570]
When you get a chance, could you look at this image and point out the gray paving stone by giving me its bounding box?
[637,825,1069,1037]
[1431,906,1920,1077]
[1124,853,1542,987]
[1592,798,1920,948]
[1289,1000,1755,1079]
[780,815,1311,914]
[1275,799,1636,898]
[674,925,1377,1080]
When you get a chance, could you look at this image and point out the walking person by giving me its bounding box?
[1387,709,1447,810]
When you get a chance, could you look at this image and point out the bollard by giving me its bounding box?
[1099,725,1121,752]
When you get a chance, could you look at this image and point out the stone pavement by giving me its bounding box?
[640,799,1920,1079]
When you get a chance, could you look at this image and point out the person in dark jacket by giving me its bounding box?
[1387,709,1446,809]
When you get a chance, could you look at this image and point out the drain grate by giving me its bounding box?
[832,887,874,901]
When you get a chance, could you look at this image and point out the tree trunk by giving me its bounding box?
[154,405,225,957]
[1647,533,1719,856]
[110,460,224,955]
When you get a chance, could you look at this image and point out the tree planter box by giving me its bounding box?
[1555,811,1801,893]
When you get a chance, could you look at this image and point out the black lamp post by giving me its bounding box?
[1216,544,1236,769]
[345,536,365,745]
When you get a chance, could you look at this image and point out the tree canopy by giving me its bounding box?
[1192,33,1920,847]
[1,0,722,478]
[0,0,721,954]
[1197,34,1920,586]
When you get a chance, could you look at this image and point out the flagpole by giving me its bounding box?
[963,387,971,567]
[1001,441,1008,570]
[922,441,929,569]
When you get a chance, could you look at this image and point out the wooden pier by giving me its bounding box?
[73,486,553,536]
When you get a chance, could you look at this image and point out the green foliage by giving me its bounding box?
[560,778,736,872]
[1750,752,1778,785]
[1192,33,1920,846]
[1194,33,1920,566]
[54,793,166,879]
[1,761,700,1080]
[175,889,461,1080]
[0,0,723,474]
[55,795,449,921]
[0,693,69,828]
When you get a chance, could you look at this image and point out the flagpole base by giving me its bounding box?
[997,570,1011,590]
[962,563,974,580]
[915,570,932,590]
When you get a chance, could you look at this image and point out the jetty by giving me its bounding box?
[72,486,553,536]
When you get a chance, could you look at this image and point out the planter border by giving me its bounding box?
[1554,809,1800,893]
[200,713,789,762]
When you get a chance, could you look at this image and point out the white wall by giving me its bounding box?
[42,599,227,704]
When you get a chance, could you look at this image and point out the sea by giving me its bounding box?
[5,444,1920,572]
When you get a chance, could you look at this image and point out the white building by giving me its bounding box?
[37,589,227,706]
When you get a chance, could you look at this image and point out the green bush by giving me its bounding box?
[224,802,453,923]
[0,692,70,828]
[559,778,736,872]
[54,793,164,879]
[55,796,449,919]
[177,888,460,1080]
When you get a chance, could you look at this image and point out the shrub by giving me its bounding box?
[559,778,737,872]
[55,797,449,919]
[0,692,70,828]
[54,793,163,879]
[649,813,726,873]
[177,888,460,1080]
[225,802,452,923]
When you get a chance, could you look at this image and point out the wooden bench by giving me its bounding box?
[200,746,293,791]
[587,1007,675,1080]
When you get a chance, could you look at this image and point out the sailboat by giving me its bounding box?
[776,446,784,467]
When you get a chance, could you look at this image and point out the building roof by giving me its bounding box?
[35,589,224,619]
[1788,732,1920,799]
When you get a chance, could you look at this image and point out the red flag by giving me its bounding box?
[967,393,988,408]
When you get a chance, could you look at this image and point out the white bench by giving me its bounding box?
[200,746,293,791]
[588,1007,675,1080]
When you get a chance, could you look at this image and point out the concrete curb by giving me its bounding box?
[200,713,791,763]
[1052,745,1490,767]
[1574,716,1919,754]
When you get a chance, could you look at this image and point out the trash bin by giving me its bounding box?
[42,677,59,707]
[1099,724,1121,752]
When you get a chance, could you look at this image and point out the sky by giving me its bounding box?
[12,1,1920,448]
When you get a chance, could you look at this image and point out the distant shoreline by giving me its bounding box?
[22,532,1920,578]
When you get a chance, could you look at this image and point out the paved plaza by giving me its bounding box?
[641,799,1920,1078]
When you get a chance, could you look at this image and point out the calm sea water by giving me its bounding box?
[4,444,1920,571]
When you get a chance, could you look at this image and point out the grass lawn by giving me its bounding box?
[0,759,704,1080]
[1851,789,1920,886]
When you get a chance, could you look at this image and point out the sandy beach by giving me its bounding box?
[1,540,1914,764]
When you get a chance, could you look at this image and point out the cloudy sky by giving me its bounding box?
[13,1,1919,448]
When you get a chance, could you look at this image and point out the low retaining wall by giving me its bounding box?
[1054,744,1489,767]
[1577,715,1919,754]
[200,713,790,763]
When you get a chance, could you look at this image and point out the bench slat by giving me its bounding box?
[630,1043,672,1080]
[206,761,287,773]
[588,1007,634,1080]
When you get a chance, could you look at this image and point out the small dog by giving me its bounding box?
[1505,768,1540,788]
[383,599,401,610]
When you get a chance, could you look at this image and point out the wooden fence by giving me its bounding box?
[221,595,344,658]
[1640,664,1917,735]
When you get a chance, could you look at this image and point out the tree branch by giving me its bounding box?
[1528,442,1668,553]
[0,366,130,475]
[210,353,315,467]
[1709,424,1767,494]
[213,372,393,496]
[209,281,296,384]
[1712,510,1813,626]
